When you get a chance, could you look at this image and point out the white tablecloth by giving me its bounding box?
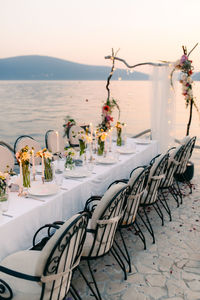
[0,139,159,262]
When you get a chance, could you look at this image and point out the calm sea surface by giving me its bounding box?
[0,80,200,147]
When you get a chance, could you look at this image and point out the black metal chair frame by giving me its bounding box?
[114,167,149,273]
[159,144,185,211]
[77,185,129,300]
[138,153,169,244]
[174,136,196,196]
[13,135,36,154]
[0,213,89,300]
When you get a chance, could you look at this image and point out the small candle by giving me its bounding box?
[109,128,112,152]
[55,131,60,153]
[124,124,127,145]
[32,149,35,180]
[104,133,107,156]
[90,123,93,138]
[41,155,44,180]
[19,159,23,188]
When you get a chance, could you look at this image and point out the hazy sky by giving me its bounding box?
[1,0,200,71]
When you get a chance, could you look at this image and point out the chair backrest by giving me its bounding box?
[68,125,85,148]
[160,144,185,188]
[14,135,41,165]
[0,144,15,172]
[121,167,148,226]
[36,213,88,300]
[176,136,196,175]
[89,183,128,257]
[141,153,169,205]
[45,130,66,158]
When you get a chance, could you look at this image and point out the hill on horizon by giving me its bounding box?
[0,55,149,80]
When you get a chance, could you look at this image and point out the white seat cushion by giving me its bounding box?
[0,145,14,172]
[90,183,127,230]
[0,250,42,300]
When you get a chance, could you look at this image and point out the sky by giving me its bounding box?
[1,0,200,72]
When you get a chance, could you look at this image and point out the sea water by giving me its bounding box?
[0,80,199,147]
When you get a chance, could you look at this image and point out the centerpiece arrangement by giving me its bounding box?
[64,147,77,170]
[37,148,53,182]
[0,172,9,202]
[16,145,31,188]
[63,115,76,137]
[96,129,107,156]
[115,121,125,146]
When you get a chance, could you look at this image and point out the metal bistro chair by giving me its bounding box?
[0,213,88,300]
[109,166,149,274]
[159,144,185,211]
[0,142,15,173]
[45,130,67,159]
[14,135,41,165]
[174,136,196,196]
[67,125,86,148]
[77,183,128,300]
[138,153,169,244]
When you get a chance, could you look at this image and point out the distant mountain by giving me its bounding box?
[0,55,149,80]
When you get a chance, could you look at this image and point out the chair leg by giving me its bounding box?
[110,246,127,280]
[114,228,132,273]
[133,221,146,250]
[182,174,193,194]
[69,284,82,300]
[158,193,172,222]
[169,185,180,207]
[174,180,183,204]
[153,202,164,226]
[138,208,155,244]
[87,261,102,300]
[77,264,100,300]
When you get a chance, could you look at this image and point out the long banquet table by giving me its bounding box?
[0,139,159,262]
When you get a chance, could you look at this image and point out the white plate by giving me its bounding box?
[117,148,136,154]
[28,183,59,196]
[63,169,91,178]
[96,157,118,164]
[135,140,150,145]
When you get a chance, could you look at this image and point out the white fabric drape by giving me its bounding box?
[150,66,176,153]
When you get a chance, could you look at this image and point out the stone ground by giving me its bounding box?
[69,150,200,300]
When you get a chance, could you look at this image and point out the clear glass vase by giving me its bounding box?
[0,186,9,214]
[97,139,105,156]
[65,156,75,170]
[44,159,53,182]
[22,162,31,188]
[116,128,122,146]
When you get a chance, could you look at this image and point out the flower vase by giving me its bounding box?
[116,128,122,146]
[97,138,105,156]
[22,162,31,188]
[79,140,86,156]
[44,158,53,182]
[65,156,75,170]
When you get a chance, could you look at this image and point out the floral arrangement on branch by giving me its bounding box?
[64,147,77,169]
[99,48,120,132]
[170,43,199,135]
[63,115,76,137]
[16,145,31,188]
